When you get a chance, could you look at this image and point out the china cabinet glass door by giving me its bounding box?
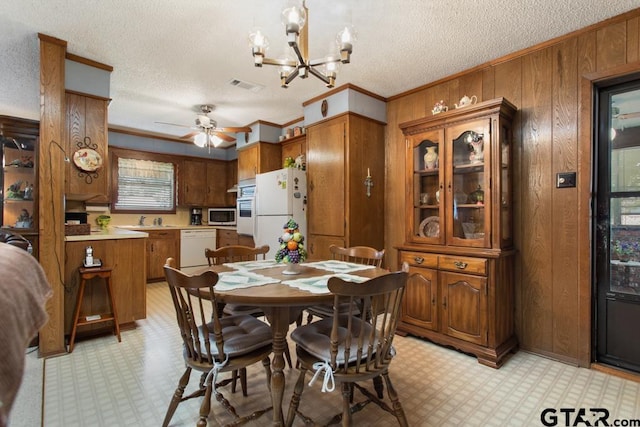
[446,120,490,247]
[2,142,36,232]
[408,129,444,244]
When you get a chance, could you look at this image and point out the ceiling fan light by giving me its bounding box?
[210,135,224,147]
[194,132,207,147]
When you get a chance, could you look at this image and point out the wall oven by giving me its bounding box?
[207,208,236,226]
[236,184,255,236]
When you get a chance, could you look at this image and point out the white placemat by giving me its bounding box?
[282,273,369,294]
[223,259,283,271]
[215,270,281,291]
[304,260,376,274]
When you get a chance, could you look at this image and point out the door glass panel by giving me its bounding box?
[608,90,640,296]
[451,130,485,241]
[413,137,441,239]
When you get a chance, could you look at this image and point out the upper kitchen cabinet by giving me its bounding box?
[179,158,229,207]
[65,91,110,203]
[281,134,306,166]
[237,142,281,182]
[306,113,385,260]
[225,159,238,206]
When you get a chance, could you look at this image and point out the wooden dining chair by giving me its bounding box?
[162,258,273,427]
[305,244,385,323]
[286,263,410,427]
[205,244,270,317]
[205,244,293,371]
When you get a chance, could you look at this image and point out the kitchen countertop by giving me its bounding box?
[65,227,148,242]
[64,225,237,241]
[114,225,237,231]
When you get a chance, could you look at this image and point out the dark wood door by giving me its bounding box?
[594,77,640,373]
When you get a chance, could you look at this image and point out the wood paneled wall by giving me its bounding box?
[385,9,640,366]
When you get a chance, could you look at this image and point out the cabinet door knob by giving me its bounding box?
[454,261,468,269]
[431,297,436,305]
[414,256,424,264]
[443,297,447,308]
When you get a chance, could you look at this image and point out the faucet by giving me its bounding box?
[138,215,146,226]
[157,217,163,226]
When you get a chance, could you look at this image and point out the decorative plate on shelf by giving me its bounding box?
[418,216,440,238]
[73,148,103,172]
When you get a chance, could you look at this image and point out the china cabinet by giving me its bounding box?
[306,113,385,260]
[1,116,39,257]
[397,98,517,368]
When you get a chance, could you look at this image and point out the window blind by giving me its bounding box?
[114,157,175,211]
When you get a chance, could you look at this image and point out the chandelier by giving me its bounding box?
[249,1,355,88]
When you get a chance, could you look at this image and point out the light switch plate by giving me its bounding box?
[556,172,576,188]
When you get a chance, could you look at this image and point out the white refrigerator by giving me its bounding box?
[254,168,307,260]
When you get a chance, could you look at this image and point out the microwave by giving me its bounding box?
[207,208,237,226]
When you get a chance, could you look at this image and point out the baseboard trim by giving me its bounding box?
[591,363,640,383]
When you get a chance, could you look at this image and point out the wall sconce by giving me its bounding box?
[364,168,373,197]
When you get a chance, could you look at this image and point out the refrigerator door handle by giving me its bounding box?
[251,196,257,239]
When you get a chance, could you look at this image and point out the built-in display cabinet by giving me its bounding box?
[397,98,517,368]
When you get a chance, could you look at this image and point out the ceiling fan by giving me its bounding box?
[156,104,252,147]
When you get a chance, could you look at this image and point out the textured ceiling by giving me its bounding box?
[1,1,640,146]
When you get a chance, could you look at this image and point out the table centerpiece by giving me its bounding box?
[275,218,307,275]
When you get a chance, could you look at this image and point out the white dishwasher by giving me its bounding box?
[180,229,216,273]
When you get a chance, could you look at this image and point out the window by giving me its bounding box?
[112,155,176,212]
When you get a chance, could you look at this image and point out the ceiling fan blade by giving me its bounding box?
[180,131,200,140]
[212,131,236,143]
[213,126,252,133]
[155,121,193,128]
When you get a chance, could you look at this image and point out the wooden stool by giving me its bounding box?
[68,266,121,353]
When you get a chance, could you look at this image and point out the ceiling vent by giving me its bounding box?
[228,78,264,93]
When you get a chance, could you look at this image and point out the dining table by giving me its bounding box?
[199,259,390,427]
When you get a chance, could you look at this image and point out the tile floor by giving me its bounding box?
[11,281,640,426]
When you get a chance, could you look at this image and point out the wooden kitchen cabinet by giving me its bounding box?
[281,134,306,165]
[397,98,517,368]
[146,229,180,281]
[64,238,146,334]
[225,159,238,206]
[65,92,110,203]
[306,113,385,260]
[237,142,281,182]
[217,228,238,247]
[217,228,254,248]
[180,158,228,207]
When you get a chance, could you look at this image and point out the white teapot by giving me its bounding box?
[455,95,477,109]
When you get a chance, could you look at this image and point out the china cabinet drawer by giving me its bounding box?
[400,251,438,268]
[439,255,487,275]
